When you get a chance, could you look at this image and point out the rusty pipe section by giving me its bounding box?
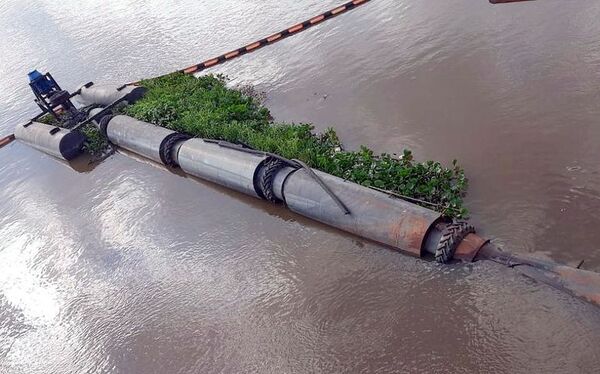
[277,168,442,256]
[0,134,15,149]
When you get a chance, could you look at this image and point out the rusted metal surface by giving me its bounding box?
[553,266,600,306]
[454,233,489,262]
[278,168,442,256]
[0,134,15,148]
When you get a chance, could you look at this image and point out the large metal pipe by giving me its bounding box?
[14,121,85,160]
[76,84,146,106]
[96,114,442,256]
[175,139,270,198]
[276,168,442,256]
[105,115,182,166]
[101,114,273,198]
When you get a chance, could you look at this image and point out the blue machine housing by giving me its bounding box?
[28,70,55,96]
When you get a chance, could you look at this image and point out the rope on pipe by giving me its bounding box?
[126,0,372,85]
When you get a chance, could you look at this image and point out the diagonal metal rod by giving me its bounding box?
[291,159,352,216]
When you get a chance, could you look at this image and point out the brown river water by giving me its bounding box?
[1,0,600,373]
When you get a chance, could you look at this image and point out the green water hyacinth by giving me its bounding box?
[123,73,468,218]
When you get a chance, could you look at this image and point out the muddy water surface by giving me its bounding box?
[1,0,600,373]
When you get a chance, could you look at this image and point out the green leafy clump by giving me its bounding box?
[37,113,61,126]
[80,124,108,155]
[125,73,468,217]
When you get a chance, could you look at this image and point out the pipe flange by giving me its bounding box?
[97,114,114,136]
[257,157,287,203]
[435,221,476,264]
[159,133,190,167]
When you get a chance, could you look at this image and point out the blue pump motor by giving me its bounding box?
[28,70,55,96]
[27,69,80,122]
